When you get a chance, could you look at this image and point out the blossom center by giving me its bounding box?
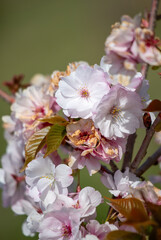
[62,224,72,237]
[80,88,90,98]
[110,106,121,120]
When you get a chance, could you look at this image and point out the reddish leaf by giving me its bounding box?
[105,230,145,240]
[143,99,161,112]
[146,202,161,225]
[105,197,148,222]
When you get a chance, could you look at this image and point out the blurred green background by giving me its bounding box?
[0,0,161,239]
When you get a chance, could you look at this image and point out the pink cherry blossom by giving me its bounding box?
[25,155,73,201]
[55,65,110,119]
[38,208,81,240]
[93,85,143,139]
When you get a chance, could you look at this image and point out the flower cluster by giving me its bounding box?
[1,9,161,240]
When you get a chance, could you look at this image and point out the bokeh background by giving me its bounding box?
[0,0,161,239]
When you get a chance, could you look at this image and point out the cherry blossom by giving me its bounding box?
[55,65,110,119]
[93,85,143,139]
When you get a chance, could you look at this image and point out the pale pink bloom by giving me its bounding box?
[83,220,118,240]
[130,181,161,204]
[66,119,100,150]
[38,208,81,240]
[90,137,126,164]
[131,28,161,66]
[30,74,50,87]
[101,168,140,197]
[0,141,26,207]
[93,85,142,139]
[11,85,59,140]
[68,150,101,176]
[105,14,141,58]
[55,65,110,119]
[82,234,99,240]
[25,155,73,200]
[100,55,142,91]
[72,187,102,220]
[66,119,126,164]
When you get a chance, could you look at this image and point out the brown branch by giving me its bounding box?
[149,0,160,31]
[130,114,161,173]
[0,89,15,103]
[136,146,161,176]
[121,133,137,171]
[99,164,113,175]
[110,161,118,172]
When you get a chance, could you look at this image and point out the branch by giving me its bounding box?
[0,89,15,103]
[121,133,137,171]
[149,0,160,31]
[130,114,161,173]
[110,161,119,172]
[99,164,113,175]
[136,146,161,176]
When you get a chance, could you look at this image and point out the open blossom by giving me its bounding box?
[55,65,110,119]
[38,208,81,240]
[105,14,141,58]
[66,119,126,164]
[11,85,59,140]
[101,168,140,197]
[66,119,100,150]
[0,140,26,208]
[131,28,161,66]
[68,150,101,176]
[93,85,143,139]
[82,220,118,240]
[25,155,73,201]
[72,187,102,220]
[100,56,143,91]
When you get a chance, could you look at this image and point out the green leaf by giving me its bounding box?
[105,230,145,240]
[143,99,161,112]
[20,126,50,172]
[39,115,68,126]
[105,197,148,222]
[44,124,66,157]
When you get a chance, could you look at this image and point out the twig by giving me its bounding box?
[110,161,118,172]
[136,146,161,176]
[0,89,15,103]
[99,164,113,175]
[130,114,161,173]
[121,133,137,171]
[149,0,160,31]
